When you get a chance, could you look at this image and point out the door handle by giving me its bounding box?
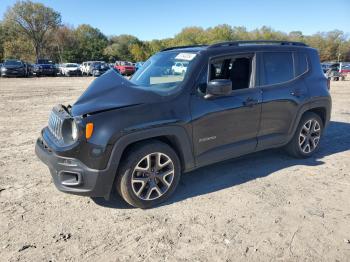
[291,89,303,97]
[243,98,258,107]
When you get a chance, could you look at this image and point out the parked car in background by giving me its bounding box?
[80,61,105,76]
[0,59,29,77]
[60,63,82,76]
[26,63,34,76]
[340,63,350,74]
[135,62,144,71]
[80,61,93,76]
[89,62,110,77]
[114,61,135,75]
[171,61,189,75]
[34,59,58,77]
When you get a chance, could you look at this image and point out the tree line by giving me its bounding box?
[0,1,349,63]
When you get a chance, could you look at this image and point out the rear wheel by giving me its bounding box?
[285,112,323,158]
[116,141,181,208]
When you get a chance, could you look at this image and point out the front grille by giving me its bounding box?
[48,111,63,140]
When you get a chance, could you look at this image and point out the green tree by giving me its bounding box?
[143,39,168,58]
[75,24,108,62]
[130,43,148,61]
[0,22,5,61]
[232,26,251,40]
[288,31,304,42]
[305,31,346,61]
[51,25,79,62]
[104,34,141,61]
[3,0,61,60]
[3,35,35,61]
[207,24,234,43]
[173,27,207,45]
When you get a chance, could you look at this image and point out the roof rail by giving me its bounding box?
[208,40,307,49]
[161,44,208,52]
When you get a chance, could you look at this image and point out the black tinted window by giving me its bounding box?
[262,52,293,85]
[4,60,22,66]
[295,52,308,76]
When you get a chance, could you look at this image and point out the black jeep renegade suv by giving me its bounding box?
[35,41,331,208]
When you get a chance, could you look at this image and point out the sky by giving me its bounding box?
[0,0,349,40]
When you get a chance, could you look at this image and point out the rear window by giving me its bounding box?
[262,52,294,85]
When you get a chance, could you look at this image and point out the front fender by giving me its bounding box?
[100,125,195,198]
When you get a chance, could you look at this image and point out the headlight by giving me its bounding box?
[61,118,79,144]
[71,120,78,141]
[1,67,7,71]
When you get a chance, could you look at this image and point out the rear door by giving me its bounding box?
[256,51,310,149]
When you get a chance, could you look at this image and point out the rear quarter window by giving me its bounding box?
[294,52,309,76]
[262,52,294,85]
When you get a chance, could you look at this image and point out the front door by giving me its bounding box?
[191,53,262,167]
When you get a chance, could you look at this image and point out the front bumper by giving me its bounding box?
[1,70,26,76]
[66,70,82,76]
[34,69,56,75]
[35,137,116,198]
[93,70,108,76]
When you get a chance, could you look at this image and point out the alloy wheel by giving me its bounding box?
[131,152,175,201]
[299,119,321,154]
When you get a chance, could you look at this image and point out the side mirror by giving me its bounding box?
[205,79,232,98]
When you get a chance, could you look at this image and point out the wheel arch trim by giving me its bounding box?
[288,97,331,142]
[102,125,194,198]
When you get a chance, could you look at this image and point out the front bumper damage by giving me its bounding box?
[35,136,115,198]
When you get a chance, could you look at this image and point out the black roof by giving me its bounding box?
[161,40,309,53]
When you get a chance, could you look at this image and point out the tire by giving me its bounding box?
[285,112,323,158]
[116,140,181,208]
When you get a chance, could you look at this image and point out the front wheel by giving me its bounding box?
[116,141,181,208]
[285,112,323,158]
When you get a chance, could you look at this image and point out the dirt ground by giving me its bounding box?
[0,76,349,262]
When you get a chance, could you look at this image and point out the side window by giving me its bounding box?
[262,52,293,85]
[199,54,253,94]
[295,52,308,76]
[210,58,231,80]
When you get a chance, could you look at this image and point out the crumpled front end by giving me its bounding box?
[35,105,117,198]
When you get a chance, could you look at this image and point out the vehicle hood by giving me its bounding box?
[71,69,162,116]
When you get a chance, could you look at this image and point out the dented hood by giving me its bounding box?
[71,70,160,116]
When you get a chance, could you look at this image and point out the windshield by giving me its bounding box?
[130,51,197,90]
[66,64,78,68]
[93,62,108,67]
[4,60,23,66]
[37,59,53,64]
[116,61,133,66]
